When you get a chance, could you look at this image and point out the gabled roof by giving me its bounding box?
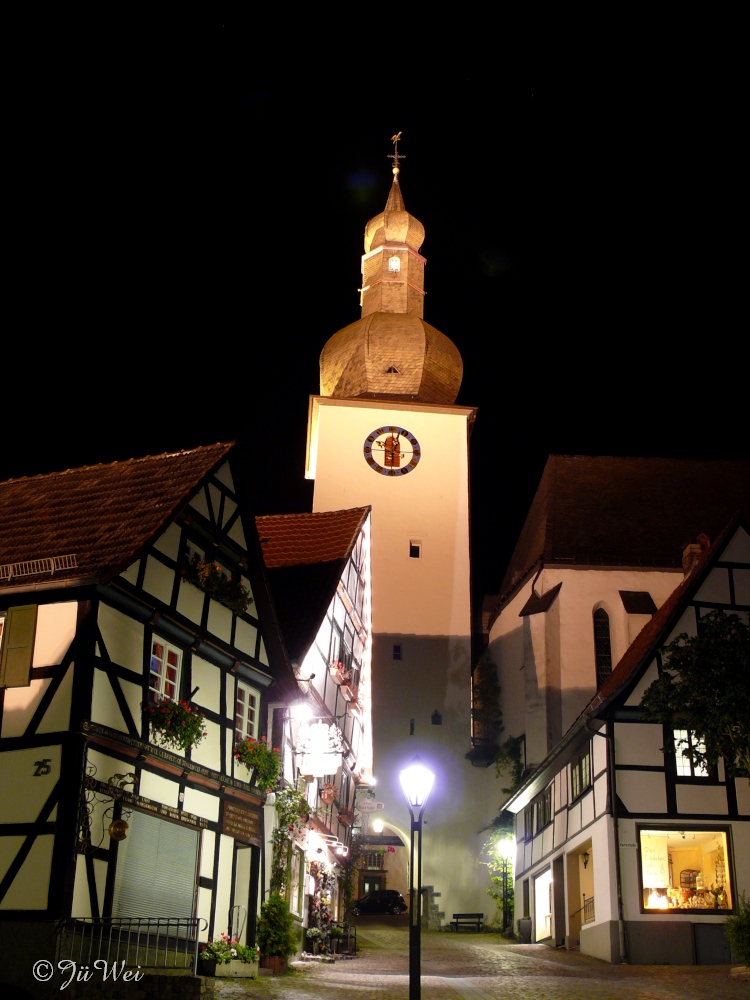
[502,511,748,811]
[496,455,750,608]
[0,443,235,591]
[256,508,370,662]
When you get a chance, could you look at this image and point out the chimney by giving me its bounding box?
[682,532,710,576]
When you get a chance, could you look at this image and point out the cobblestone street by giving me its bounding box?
[206,921,749,1000]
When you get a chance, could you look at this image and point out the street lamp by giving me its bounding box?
[399,757,435,1000]
[496,839,514,933]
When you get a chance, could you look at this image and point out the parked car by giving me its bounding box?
[351,889,408,915]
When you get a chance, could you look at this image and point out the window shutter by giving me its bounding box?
[0,605,38,688]
[113,810,199,919]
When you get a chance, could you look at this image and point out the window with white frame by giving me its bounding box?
[388,255,401,272]
[673,729,710,777]
[149,639,181,702]
[235,680,260,743]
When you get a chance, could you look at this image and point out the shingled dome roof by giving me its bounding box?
[319,169,463,404]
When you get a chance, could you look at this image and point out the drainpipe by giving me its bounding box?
[585,719,628,964]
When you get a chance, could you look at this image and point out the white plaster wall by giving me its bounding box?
[0,746,62,822]
[191,718,222,772]
[98,604,144,671]
[234,618,258,658]
[616,771,667,813]
[614,723,664,767]
[675,784,728,814]
[183,788,220,824]
[0,835,53,909]
[309,398,472,637]
[193,655,221,716]
[142,555,174,606]
[153,522,181,561]
[177,581,204,625]
[33,602,77,666]
[139,771,179,808]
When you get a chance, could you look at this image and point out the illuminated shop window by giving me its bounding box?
[639,828,732,912]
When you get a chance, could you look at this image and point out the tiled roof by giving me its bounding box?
[0,443,235,590]
[256,508,370,662]
[256,508,370,568]
[498,455,750,602]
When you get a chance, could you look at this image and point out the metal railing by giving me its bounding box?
[57,917,208,974]
[583,895,595,924]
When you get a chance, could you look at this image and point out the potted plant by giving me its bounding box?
[320,781,336,805]
[328,925,343,954]
[145,699,206,752]
[340,678,359,704]
[233,735,281,792]
[724,891,750,968]
[338,807,355,827]
[256,893,298,973]
[305,925,323,955]
[198,934,258,978]
[329,660,347,685]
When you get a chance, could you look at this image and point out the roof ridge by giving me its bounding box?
[0,442,235,487]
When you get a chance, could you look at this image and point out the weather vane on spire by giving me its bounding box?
[388,131,405,175]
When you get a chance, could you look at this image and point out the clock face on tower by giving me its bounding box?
[363,426,421,476]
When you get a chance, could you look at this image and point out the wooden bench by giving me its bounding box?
[450,912,484,932]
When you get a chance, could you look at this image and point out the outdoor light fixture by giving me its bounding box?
[399,756,435,1000]
[582,851,590,869]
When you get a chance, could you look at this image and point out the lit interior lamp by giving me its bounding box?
[373,820,384,833]
[647,890,668,909]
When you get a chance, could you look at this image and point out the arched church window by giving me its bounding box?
[388,255,401,272]
[593,608,612,688]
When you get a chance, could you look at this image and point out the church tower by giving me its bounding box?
[306,139,491,915]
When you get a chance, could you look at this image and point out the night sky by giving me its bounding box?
[7,23,746,601]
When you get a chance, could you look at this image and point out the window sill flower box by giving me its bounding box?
[338,808,355,827]
[341,682,359,704]
[182,555,253,616]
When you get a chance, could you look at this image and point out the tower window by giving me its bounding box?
[393,644,402,660]
[431,710,442,726]
[409,541,421,559]
[593,608,612,688]
[388,256,401,272]
[385,366,401,374]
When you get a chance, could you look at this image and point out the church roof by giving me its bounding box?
[256,508,370,661]
[319,161,463,404]
[0,442,235,590]
[496,455,750,606]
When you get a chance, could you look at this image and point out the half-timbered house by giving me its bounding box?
[0,443,299,995]
[501,512,750,965]
[256,508,374,923]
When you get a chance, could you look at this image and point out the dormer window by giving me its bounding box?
[388,256,401,272]
[385,366,400,374]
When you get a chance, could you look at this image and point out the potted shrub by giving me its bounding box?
[256,893,298,973]
[182,554,253,615]
[305,926,323,954]
[329,925,343,954]
[198,934,258,977]
[145,699,206,752]
[725,891,750,969]
[233,735,281,792]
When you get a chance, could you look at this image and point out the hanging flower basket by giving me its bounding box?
[329,661,349,686]
[320,782,336,805]
[234,736,281,792]
[338,808,355,827]
[145,699,206,752]
[182,555,253,616]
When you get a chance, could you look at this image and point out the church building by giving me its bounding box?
[305,144,492,918]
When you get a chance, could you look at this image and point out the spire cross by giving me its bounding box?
[388,131,405,174]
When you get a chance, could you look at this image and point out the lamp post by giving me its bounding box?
[399,757,435,1000]
[496,839,514,933]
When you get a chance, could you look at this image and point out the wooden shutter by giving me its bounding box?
[0,605,38,688]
